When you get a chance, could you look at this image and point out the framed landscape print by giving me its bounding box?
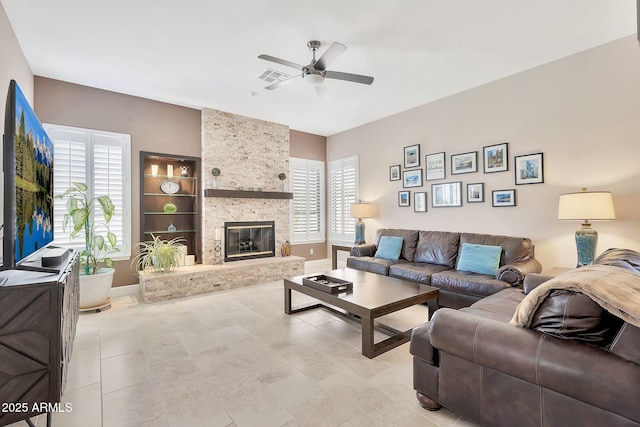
[403,168,423,188]
[389,164,401,181]
[492,189,516,207]
[467,183,484,203]
[398,191,410,207]
[515,152,544,185]
[483,142,508,173]
[414,192,427,212]
[425,152,445,181]
[451,151,478,175]
[404,144,420,168]
[431,182,462,207]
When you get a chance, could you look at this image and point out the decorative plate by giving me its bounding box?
[163,202,177,213]
[160,179,180,194]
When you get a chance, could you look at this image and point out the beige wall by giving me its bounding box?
[0,4,32,106]
[289,130,328,260]
[328,35,640,271]
[1,3,33,265]
[34,77,202,286]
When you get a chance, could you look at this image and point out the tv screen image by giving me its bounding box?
[3,80,54,266]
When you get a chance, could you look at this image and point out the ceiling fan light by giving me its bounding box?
[305,73,325,86]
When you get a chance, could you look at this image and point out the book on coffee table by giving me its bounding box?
[302,274,353,294]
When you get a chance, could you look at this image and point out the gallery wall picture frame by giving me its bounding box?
[483,142,509,173]
[431,182,462,207]
[451,151,478,175]
[425,152,446,181]
[403,168,423,188]
[514,152,544,185]
[404,144,420,168]
[414,192,427,212]
[467,183,484,203]
[492,189,516,207]
[398,190,410,207]
[389,164,401,181]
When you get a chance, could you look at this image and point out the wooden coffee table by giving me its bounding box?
[284,268,439,359]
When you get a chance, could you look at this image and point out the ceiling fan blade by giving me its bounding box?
[315,82,330,99]
[314,42,347,71]
[258,54,303,71]
[265,74,300,90]
[325,70,374,85]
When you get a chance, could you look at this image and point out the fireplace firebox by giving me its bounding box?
[224,221,275,262]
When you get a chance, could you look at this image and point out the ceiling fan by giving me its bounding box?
[258,40,374,97]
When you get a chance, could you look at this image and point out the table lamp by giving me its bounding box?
[557,188,616,267]
[350,202,374,245]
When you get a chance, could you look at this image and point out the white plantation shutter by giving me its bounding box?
[290,158,324,243]
[46,124,131,257]
[328,156,358,243]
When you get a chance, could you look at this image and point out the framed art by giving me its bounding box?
[451,151,478,175]
[403,168,423,188]
[515,152,544,185]
[431,182,462,207]
[425,152,445,181]
[467,183,484,203]
[483,142,508,173]
[492,189,516,207]
[404,144,420,168]
[414,192,427,212]
[398,190,410,207]
[389,164,401,181]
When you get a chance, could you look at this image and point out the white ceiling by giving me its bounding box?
[2,0,637,136]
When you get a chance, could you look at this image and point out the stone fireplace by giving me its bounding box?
[224,221,275,262]
[201,108,292,264]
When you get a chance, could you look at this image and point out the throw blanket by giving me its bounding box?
[510,265,640,328]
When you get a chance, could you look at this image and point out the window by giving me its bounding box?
[45,124,131,258]
[290,158,324,243]
[328,156,358,243]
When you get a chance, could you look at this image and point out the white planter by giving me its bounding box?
[79,268,115,310]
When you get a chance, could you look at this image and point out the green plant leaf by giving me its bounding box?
[97,195,115,223]
[107,232,117,248]
[74,182,88,191]
[70,209,89,234]
[94,235,105,250]
[104,258,114,268]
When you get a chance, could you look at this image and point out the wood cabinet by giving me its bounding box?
[0,251,79,426]
[140,152,201,263]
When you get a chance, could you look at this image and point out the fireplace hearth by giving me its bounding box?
[224,221,275,262]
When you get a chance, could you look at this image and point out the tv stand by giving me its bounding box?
[0,250,79,426]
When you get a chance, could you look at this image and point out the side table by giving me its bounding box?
[331,244,352,269]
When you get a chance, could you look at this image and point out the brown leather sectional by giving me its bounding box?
[347,228,542,308]
[410,248,640,426]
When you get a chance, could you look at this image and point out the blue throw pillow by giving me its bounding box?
[374,236,404,260]
[457,243,502,276]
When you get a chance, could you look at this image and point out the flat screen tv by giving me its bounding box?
[2,80,54,269]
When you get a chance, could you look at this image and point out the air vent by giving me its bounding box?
[258,68,290,84]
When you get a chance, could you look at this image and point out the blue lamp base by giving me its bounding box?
[575,223,597,267]
[354,218,366,245]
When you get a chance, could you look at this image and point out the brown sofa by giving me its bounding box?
[347,229,542,309]
[410,248,640,426]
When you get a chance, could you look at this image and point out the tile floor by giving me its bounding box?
[13,262,476,427]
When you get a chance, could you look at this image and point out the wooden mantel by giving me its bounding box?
[204,189,293,199]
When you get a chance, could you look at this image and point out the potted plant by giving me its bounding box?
[56,182,118,310]
[132,234,186,274]
[278,172,286,191]
[211,167,221,189]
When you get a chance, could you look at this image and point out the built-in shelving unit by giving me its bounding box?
[204,189,293,199]
[140,152,201,263]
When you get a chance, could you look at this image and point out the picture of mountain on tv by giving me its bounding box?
[5,81,54,264]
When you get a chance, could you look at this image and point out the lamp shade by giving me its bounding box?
[350,203,374,219]
[557,191,616,221]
